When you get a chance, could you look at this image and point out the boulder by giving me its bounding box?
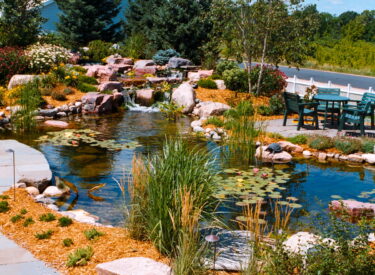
[136,89,155,107]
[191,120,203,128]
[97,94,114,113]
[277,141,304,154]
[192,101,231,119]
[60,209,100,225]
[197,70,213,78]
[303,150,312,157]
[347,154,363,163]
[171,83,196,114]
[26,186,40,196]
[113,92,125,107]
[193,126,205,133]
[44,120,69,128]
[133,60,156,76]
[146,77,180,84]
[168,57,193,69]
[362,154,375,164]
[106,54,133,65]
[283,232,320,255]
[98,81,123,92]
[215,80,226,90]
[255,146,292,163]
[85,65,117,82]
[318,152,327,161]
[43,186,69,197]
[96,257,172,275]
[7,75,41,90]
[330,200,375,218]
[39,108,58,117]
[188,72,200,82]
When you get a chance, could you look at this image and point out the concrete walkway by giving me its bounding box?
[0,233,59,275]
[263,119,375,138]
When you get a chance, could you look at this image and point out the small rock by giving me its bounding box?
[35,196,55,205]
[205,128,212,133]
[96,257,172,275]
[39,109,58,117]
[303,150,312,157]
[193,126,205,133]
[204,133,211,139]
[278,141,303,154]
[57,112,67,117]
[191,120,202,128]
[212,133,222,140]
[347,154,363,163]
[327,153,335,158]
[34,116,45,121]
[26,186,39,196]
[339,155,348,161]
[318,152,327,161]
[43,186,69,197]
[44,120,69,128]
[75,101,82,107]
[362,154,375,164]
[0,112,5,117]
[334,154,341,159]
[47,204,59,211]
[16,182,26,188]
[214,79,226,90]
[135,89,155,107]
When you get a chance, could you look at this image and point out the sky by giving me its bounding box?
[304,0,375,15]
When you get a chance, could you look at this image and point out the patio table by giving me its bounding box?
[313,94,350,129]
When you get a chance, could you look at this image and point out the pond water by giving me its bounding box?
[2,110,375,229]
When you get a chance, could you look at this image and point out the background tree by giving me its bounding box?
[125,0,213,62]
[0,0,45,47]
[56,0,123,47]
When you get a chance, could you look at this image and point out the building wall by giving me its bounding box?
[41,0,128,32]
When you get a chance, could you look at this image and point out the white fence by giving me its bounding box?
[286,75,374,101]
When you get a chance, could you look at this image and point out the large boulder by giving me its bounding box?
[172,83,196,114]
[96,257,172,275]
[85,65,117,82]
[168,57,193,69]
[330,200,375,218]
[255,146,293,163]
[136,89,155,107]
[133,60,156,76]
[82,92,119,114]
[98,81,123,92]
[106,54,133,65]
[192,101,231,119]
[277,141,304,154]
[7,75,41,90]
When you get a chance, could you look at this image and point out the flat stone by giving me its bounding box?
[303,150,312,157]
[347,154,363,163]
[0,140,52,191]
[339,155,348,161]
[44,120,69,128]
[278,141,303,154]
[15,182,26,188]
[362,154,375,164]
[318,152,327,161]
[96,257,172,275]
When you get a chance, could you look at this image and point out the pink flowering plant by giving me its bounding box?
[0,47,29,85]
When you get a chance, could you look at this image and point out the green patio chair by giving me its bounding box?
[283,92,319,131]
[343,92,375,129]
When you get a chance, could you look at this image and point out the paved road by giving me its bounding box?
[279,65,375,90]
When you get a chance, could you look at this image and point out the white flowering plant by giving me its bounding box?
[26,43,71,73]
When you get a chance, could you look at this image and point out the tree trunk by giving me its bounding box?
[256,33,268,96]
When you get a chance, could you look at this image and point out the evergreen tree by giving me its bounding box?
[0,0,45,47]
[125,0,212,62]
[56,0,123,47]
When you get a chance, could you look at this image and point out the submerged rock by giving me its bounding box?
[44,120,69,128]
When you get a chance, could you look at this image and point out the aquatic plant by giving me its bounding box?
[36,129,140,151]
[159,102,184,121]
[124,139,216,256]
[224,101,262,164]
[66,246,94,267]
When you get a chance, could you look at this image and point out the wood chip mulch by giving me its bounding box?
[0,189,168,275]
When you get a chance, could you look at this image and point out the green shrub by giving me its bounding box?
[334,137,362,154]
[51,91,67,101]
[257,105,272,116]
[20,208,27,215]
[153,49,180,65]
[159,102,184,121]
[63,238,74,247]
[210,74,221,80]
[66,246,93,267]
[269,94,285,115]
[23,217,35,227]
[361,138,375,153]
[197,79,217,89]
[268,132,285,140]
[204,116,224,127]
[0,47,29,85]
[0,201,10,213]
[86,40,113,62]
[63,88,74,95]
[77,75,98,85]
[119,33,155,59]
[35,230,53,240]
[84,229,104,240]
[58,217,73,227]
[11,215,24,223]
[250,65,287,96]
[222,68,248,92]
[308,136,334,150]
[287,135,308,145]
[0,195,9,200]
[77,82,97,93]
[39,213,56,222]
[216,60,239,76]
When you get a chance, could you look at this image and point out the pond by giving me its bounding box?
[2,110,375,229]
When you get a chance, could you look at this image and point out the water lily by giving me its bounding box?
[253,168,260,174]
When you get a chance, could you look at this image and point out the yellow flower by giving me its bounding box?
[53,66,58,70]
[65,76,71,79]
[72,75,77,79]
[59,63,65,67]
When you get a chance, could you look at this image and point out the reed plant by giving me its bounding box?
[120,138,217,257]
[224,101,263,164]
